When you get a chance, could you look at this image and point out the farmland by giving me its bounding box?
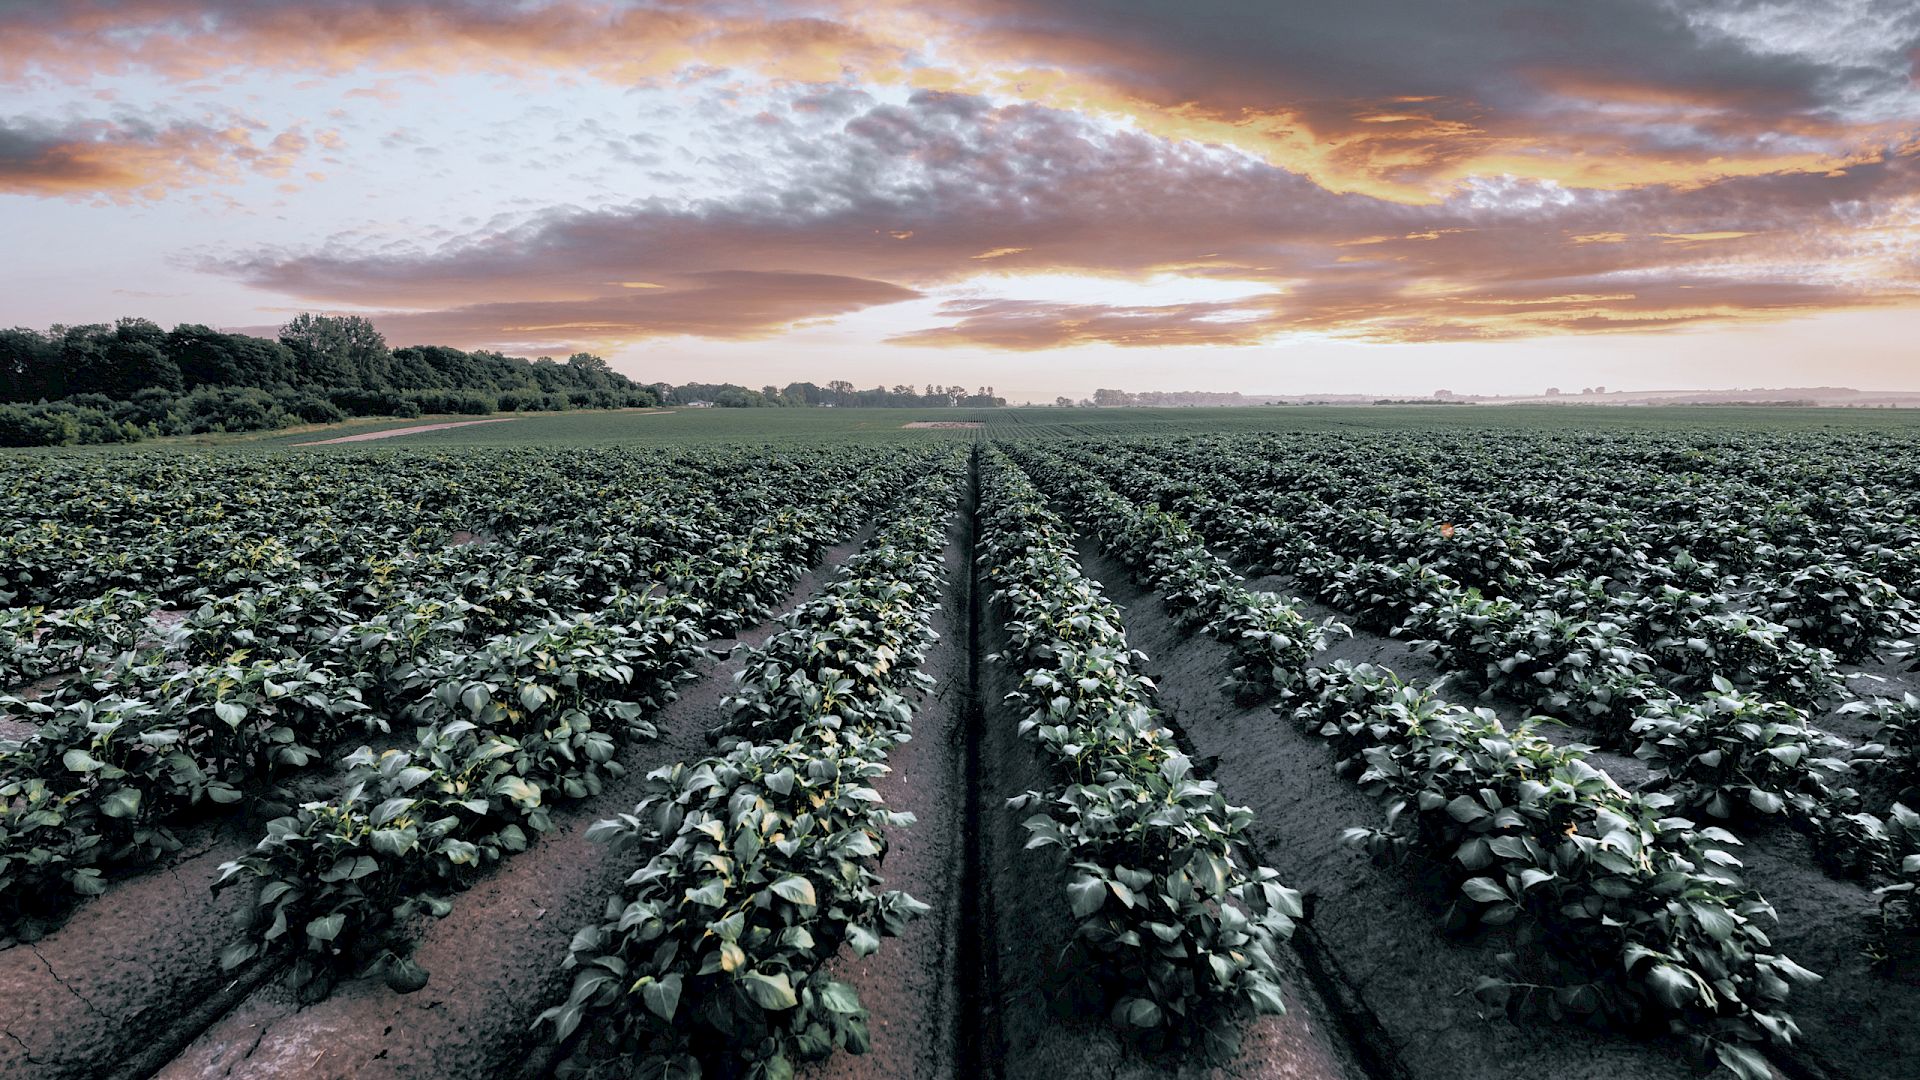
[1,407,1917,1080]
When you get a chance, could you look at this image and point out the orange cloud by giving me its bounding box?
[236,271,920,354]
[0,116,310,201]
[0,2,911,90]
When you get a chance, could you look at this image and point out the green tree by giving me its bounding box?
[279,313,392,389]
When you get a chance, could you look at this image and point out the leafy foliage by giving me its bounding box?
[978,450,1302,1039]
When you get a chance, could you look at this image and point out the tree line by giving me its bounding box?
[661,380,1004,409]
[0,315,1003,446]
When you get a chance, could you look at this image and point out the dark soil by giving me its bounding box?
[17,497,1916,1080]
[1215,560,1920,1080]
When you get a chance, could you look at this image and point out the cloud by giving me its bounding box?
[8,1,1914,203]
[0,114,309,201]
[8,0,1917,214]
[209,92,1920,350]
[236,271,918,354]
[0,1,910,88]
[905,0,1920,198]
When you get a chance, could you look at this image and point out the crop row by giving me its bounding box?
[209,453,932,994]
[0,452,908,937]
[538,457,965,1079]
[1057,439,1920,928]
[1009,444,1821,1079]
[977,448,1304,1037]
[0,445,904,616]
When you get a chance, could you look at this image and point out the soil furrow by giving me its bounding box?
[798,505,971,1080]
[954,447,1003,1080]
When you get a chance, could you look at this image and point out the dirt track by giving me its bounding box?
[298,419,518,444]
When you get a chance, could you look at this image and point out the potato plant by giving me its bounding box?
[541,463,961,1079]
[214,462,909,992]
[1012,446,1346,705]
[1294,662,1819,1079]
[1632,678,1854,821]
[0,656,368,922]
[1761,562,1917,663]
[979,450,1302,1039]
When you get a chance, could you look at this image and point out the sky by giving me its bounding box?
[0,1,1917,402]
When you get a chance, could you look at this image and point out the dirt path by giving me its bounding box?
[298,418,518,445]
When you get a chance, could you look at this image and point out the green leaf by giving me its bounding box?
[1446,795,1490,823]
[1645,964,1697,1010]
[817,980,862,1015]
[1460,877,1508,903]
[62,748,103,773]
[496,775,541,808]
[306,913,347,943]
[641,973,682,1021]
[214,701,247,727]
[1114,997,1162,1027]
[460,684,489,717]
[1714,1043,1773,1080]
[99,786,141,819]
[770,875,816,907]
[739,970,798,1011]
[383,956,430,993]
[1066,876,1106,918]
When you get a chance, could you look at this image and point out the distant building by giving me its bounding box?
[686,400,715,408]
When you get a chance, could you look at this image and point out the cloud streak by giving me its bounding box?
[0,114,309,201]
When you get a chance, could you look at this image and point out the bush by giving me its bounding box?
[179,386,295,434]
[287,396,347,424]
[401,389,494,415]
[497,389,570,412]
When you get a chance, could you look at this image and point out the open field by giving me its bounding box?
[2,408,1919,1080]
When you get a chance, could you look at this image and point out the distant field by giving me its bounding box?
[223,402,1920,448]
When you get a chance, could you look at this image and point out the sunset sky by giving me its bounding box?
[1,1,1917,401]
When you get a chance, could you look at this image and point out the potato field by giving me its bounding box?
[1,413,1917,1080]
